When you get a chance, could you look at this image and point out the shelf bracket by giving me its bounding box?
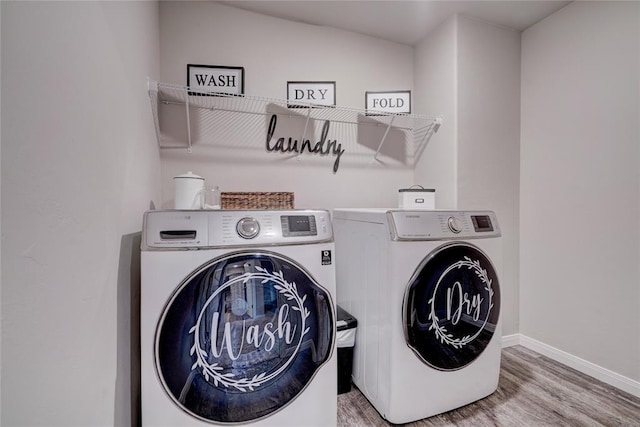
[147,79,162,149]
[414,117,443,161]
[184,88,193,153]
[297,108,313,160]
[373,115,396,162]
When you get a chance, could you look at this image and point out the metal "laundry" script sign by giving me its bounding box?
[265,114,345,173]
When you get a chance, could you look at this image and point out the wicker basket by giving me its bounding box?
[221,192,295,210]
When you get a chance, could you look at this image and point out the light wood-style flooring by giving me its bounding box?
[337,345,640,426]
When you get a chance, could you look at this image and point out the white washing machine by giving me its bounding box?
[141,209,337,426]
[333,209,502,424]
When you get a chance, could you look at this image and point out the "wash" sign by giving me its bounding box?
[188,64,245,95]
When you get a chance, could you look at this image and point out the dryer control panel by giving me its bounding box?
[143,209,333,249]
[388,210,501,241]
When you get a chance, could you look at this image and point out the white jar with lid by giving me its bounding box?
[174,171,205,209]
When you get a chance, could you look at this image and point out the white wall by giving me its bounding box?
[1,2,160,425]
[414,15,521,336]
[456,15,521,335]
[158,1,416,210]
[414,16,457,210]
[521,1,639,381]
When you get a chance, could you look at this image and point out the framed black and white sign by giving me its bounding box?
[366,90,411,114]
[187,64,244,95]
[287,81,336,107]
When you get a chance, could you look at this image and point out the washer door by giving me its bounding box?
[155,251,335,424]
[403,242,500,371]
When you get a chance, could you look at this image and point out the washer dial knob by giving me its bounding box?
[236,217,260,239]
[447,216,463,234]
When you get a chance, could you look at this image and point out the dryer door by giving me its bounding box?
[155,250,335,424]
[403,242,500,371]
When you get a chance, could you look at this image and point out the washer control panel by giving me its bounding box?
[388,210,500,241]
[143,209,333,249]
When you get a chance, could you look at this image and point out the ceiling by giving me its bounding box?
[220,0,571,46]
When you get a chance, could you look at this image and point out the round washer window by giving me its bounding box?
[155,251,335,424]
[403,243,500,371]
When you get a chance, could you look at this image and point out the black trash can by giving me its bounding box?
[336,305,357,394]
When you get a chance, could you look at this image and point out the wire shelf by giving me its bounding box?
[148,80,442,166]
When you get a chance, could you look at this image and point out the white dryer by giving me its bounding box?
[141,209,336,426]
[333,209,502,424]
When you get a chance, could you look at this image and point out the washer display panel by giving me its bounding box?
[156,251,335,424]
[404,243,500,371]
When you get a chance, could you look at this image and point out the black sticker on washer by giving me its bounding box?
[321,250,332,265]
[404,243,500,371]
[155,251,335,424]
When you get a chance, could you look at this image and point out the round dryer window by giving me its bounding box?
[403,242,500,371]
[155,251,335,424]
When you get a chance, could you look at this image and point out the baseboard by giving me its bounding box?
[501,333,640,398]
[500,333,521,348]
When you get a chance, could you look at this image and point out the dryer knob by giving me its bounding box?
[237,217,260,239]
[447,216,463,234]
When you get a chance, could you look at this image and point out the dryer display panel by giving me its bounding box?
[155,251,335,424]
[403,243,500,371]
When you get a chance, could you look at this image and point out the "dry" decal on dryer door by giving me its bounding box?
[428,256,495,349]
